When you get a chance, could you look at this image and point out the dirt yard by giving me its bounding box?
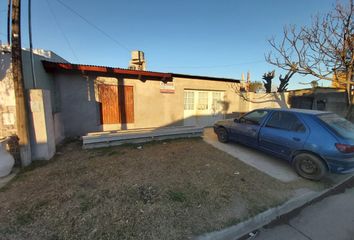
[0,138,325,240]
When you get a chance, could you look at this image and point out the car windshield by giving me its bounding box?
[242,110,269,125]
[318,113,354,140]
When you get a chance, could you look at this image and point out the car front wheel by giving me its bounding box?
[216,128,229,143]
[293,153,327,181]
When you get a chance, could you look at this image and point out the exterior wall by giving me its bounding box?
[95,76,182,129]
[0,46,66,143]
[312,92,348,117]
[173,77,241,121]
[245,92,290,112]
[53,112,65,144]
[0,49,17,138]
[56,74,243,137]
[56,74,99,137]
[22,49,67,112]
[288,88,348,117]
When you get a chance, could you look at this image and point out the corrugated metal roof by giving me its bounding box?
[42,61,240,83]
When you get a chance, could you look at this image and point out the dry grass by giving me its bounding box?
[0,138,324,240]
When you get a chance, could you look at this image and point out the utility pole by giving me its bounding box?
[11,0,31,166]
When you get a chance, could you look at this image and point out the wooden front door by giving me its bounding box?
[98,84,134,124]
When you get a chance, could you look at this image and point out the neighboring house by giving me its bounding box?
[288,87,349,117]
[0,45,66,143]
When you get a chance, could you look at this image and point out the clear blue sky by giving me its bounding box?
[1,0,338,89]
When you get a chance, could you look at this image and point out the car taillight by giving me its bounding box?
[335,143,354,153]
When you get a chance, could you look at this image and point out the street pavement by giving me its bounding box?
[254,187,354,240]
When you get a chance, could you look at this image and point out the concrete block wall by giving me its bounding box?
[0,50,17,138]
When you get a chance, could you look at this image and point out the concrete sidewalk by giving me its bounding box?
[203,128,299,182]
[256,187,354,240]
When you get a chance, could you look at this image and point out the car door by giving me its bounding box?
[230,109,270,147]
[259,111,309,160]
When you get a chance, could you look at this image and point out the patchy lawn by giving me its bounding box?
[0,138,325,240]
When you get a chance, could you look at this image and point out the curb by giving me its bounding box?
[195,174,354,240]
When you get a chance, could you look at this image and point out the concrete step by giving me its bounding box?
[82,126,204,149]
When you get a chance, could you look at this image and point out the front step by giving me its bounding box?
[82,126,204,149]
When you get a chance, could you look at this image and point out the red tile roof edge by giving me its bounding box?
[42,61,172,81]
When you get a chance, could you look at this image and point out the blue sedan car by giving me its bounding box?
[213,108,354,180]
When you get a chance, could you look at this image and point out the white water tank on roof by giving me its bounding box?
[129,50,146,70]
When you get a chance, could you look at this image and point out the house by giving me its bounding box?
[42,56,241,137]
[1,47,242,144]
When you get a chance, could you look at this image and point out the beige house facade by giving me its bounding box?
[43,61,241,137]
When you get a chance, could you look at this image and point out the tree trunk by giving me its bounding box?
[347,94,354,121]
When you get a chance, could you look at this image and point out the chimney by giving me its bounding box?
[128,50,146,70]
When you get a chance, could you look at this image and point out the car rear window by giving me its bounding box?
[318,113,354,139]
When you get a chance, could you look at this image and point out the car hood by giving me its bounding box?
[214,118,235,127]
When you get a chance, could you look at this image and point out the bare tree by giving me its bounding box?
[262,70,275,93]
[278,69,296,92]
[266,0,354,117]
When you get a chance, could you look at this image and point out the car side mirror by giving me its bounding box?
[234,118,240,123]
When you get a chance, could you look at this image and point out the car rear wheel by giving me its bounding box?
[293,153,327,181]
[216,128,229,143]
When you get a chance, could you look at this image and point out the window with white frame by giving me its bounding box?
[212,92,222,112]
[197,91,209,110]
[184,91,194,110]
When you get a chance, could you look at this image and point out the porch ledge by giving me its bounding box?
[82,126,204,149]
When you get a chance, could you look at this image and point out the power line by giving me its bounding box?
[54,0,130,52]
[45,0,80,62]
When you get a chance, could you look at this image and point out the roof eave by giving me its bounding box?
[172,73,240,83]
[42,61,173,82]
